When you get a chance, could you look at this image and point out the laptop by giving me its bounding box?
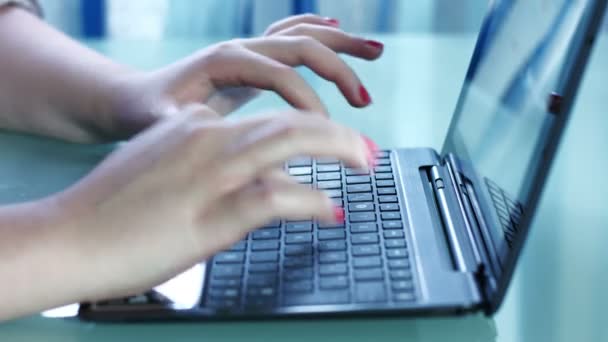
[78,0,607,321]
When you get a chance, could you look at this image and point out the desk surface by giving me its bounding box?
[0,34,606,341]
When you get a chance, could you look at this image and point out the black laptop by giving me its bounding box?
[79,0,607,321]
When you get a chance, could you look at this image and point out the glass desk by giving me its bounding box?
[0,34,606,341]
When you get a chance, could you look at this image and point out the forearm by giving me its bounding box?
[0,198,92,321]
[0,7,137,142]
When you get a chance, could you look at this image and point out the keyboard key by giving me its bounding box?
[393,292,416,302]
[390,270,413,280]
[354,268,384,281]
[388,259,410,269]
[208,288,240,299]
[376,180,395,187]
[317,164,341,173]
[386,249,408,259]
[381,212,401,220]
[374,166,392,173]
[385,239,407,249]
[285,233,313,244]
[345,168,369,176]
[285,245,313,256]
[283,280,313,293]
[317,157,340,164]
[209,279,240,288]
[392,280,414,291]
[376,151,390,158]
[284,256,313,268]
[215,252,245,264]
[324,189,342,198]
[206,299,239,310]
[317,172,341,181]
[384,230,404,239]
[249,263,278,273]
[351,233,379,245]
[318,240,347,251]
[285,222,313,233]
[319,263,348,276]
[283,268,313,281]
[248,275,278,287]
[382,221,403,229]
[380,203,399,211]
[253,229,280,240]
[319,251,348,263]
[289,167,312,176]
[318,221,345,229]
[377,187,397,195]
[250,252,279,263]
[348,202,375,212]
[351,223,378,234]
[355,282,387,303]
[331,198,344,207]
[349,212,376,223]
[288,157,312,167]
[347,184,372,193]
[318,229,346,240]
[264,219,282,228]
[347,193,373,202]
[379,196,398,203]
[251,241,280,251]
[212,265,243,279]
[353,256,383,268]
[228,241,247,251]
[317,181,342,190]
[246,286,276,297]
[352,245,381,256]
[376,159,391,166]
[284,290,349,306]
[346,176,371,184]
[293,175,312,184]
[375,173,393,180]
[320,276,349,289]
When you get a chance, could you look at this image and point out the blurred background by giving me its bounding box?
[37,0,607,39]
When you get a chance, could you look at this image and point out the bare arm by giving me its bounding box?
[0,6,133,142]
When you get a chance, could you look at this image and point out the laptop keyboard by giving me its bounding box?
[204,151,417,311]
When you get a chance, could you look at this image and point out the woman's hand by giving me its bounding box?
[54,106,377,301]
[106,14,384,139]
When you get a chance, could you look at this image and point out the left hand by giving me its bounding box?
[104,14,384,139]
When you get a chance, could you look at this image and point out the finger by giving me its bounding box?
[243,36,370,108]
[201,176,338,249]
[218,112,371,189]
[276,24,383,61]
[264,14,339,36]
[202,45,327,115]
[206,86,260,116]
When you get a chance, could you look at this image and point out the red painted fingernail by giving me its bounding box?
[361,135,379,169]
[333,206,345,222]
[359,85,372,105]
[365,40,384,49]
[325,17,340,26]
[362,135,379,153]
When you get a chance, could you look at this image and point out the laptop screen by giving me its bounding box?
[442,0,600,263]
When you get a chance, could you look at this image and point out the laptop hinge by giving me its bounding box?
[443,154,498,304]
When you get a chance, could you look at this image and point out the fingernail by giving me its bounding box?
[333,206,345,222]
[325,17,340,26]
[365,40,384,50]
[359,85,372,105]
[361,135,379,169]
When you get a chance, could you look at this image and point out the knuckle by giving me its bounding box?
[290,23,315,35]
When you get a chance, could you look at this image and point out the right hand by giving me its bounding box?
[54,106,377,301]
